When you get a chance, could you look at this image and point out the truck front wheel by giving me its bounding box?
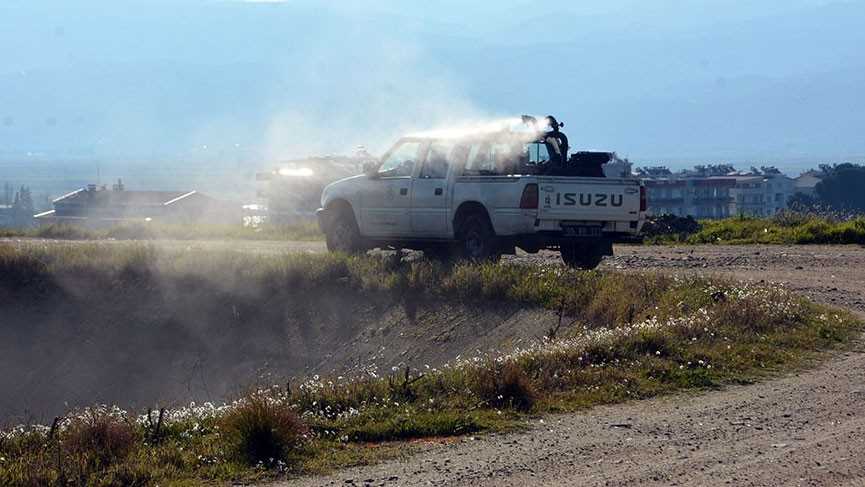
[560,240,611,270]
[456,213,500,263]
[325,209,363,254]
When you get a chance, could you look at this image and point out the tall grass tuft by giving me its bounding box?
[59,407,139,485]
[220,394,308,466]
[474,361,538,412]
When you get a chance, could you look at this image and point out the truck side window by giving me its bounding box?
[379,141,421,177]
[420,142,454,179]
[464,143,496,175]
[463,142,524,175]
[490,143,521,174]
[527,142,550,164]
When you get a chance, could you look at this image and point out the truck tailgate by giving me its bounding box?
[536,177,641,222]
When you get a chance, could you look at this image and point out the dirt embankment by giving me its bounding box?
[0,251,558,422]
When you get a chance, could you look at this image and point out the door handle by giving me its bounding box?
[399,188,408,196]
[434,188,443,195]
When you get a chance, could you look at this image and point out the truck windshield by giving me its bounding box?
[378,141,421,177]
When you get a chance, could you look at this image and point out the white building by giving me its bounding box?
[730,174,794,217]
[603,153,634,179]
[794,171,822,198]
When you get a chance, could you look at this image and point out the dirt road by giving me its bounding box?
[281,244,865,487]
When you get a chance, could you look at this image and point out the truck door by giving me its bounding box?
[361,139,421,237]
[410,141,456,236]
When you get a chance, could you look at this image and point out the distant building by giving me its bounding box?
[602,153,634,179]
[794,171,823,198]
[643,177,735,219]
[729,174,794,217]
[642,171,795,218]
[35,181,241,227]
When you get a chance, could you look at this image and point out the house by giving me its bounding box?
[35,181,241,227]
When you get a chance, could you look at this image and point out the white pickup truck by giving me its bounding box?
[317,118,645,268]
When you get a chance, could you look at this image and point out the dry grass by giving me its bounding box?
[0,221,323,241]
[220,394,308,466]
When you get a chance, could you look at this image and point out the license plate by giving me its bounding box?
[561,226,601,237]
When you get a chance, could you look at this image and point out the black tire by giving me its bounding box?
[560,241,606,270]
[325,208,363,254]
[456,213,500,262]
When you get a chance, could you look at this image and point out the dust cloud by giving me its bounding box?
[0,245,556,424]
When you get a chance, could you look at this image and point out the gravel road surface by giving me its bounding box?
[279,244,865,487]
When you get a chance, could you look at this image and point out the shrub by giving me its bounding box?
[220,394,308,465]
[60,408,138,482]
[642,214,701,240]
[474,361,537,412]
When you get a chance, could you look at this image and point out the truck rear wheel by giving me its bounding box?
[325,209,363,254]
[560,240,611,270]
[456,213,500,263]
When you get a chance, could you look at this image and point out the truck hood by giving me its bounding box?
[321,174,366,208]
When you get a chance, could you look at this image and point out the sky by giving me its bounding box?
[0,0,864,175]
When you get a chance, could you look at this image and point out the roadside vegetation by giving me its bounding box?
[0,221,323,242]
[645,211,865,245]
[0,245,859,486]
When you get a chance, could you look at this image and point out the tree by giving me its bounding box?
[2,182,11,206]
[693,164,735,176]
[788,192,819,212]
[635,166,672,178]
[815,163,865,212]
[11,185,34,228]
